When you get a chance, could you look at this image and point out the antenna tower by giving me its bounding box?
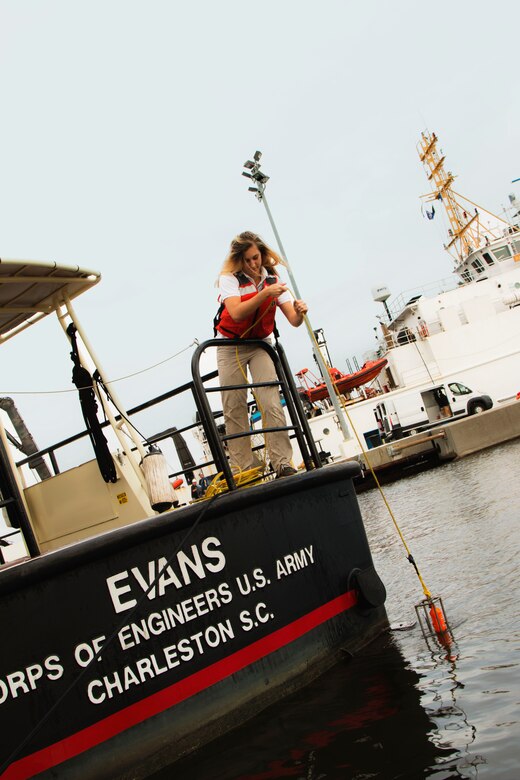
[418,131,508,265]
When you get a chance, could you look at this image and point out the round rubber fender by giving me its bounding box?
[348,566,387,609]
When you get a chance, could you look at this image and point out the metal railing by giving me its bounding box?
[12,339,321,497]
[386,276,461,322]
[191,339,322,490]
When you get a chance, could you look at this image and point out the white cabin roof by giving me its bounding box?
[0,259,100,343]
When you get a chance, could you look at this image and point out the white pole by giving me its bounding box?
[252,171,351,443]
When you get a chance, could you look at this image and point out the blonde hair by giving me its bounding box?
[220,231,284,276]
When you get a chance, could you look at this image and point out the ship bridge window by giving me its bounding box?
[461,270,473,283]
[492,245,512,261]
[482,252,494,266]
[471,258,485,274]
[513,240,520,254]
[448,382,471,395]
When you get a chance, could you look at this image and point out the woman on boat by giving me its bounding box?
[214,231,308,478]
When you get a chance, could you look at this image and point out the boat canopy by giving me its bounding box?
[0,259,100,344]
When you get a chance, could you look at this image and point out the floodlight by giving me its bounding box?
[244,160,255,169]
[254,151,262,162]
[242,171,252,179]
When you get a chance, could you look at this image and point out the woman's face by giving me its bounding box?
[243,243,262,278]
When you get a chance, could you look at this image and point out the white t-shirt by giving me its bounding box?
[216,267,291,339]
[219,267,291,305]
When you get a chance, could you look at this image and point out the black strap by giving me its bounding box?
[67,324,117,483]
[213,302,225,337]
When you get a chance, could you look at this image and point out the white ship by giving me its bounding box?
[295,131,520,462]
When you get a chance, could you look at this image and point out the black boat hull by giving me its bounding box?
[0,463,387,779]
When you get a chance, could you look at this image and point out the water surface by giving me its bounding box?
[150,440,520,779]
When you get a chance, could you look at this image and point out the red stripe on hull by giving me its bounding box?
[3,590,357,780]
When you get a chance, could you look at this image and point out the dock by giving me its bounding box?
[350,399,520,491]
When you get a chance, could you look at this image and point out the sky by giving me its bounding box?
[1,0,519,458]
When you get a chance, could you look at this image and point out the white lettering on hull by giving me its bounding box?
[117,582,233,650]
[87,620,235,704]
[106,536,226,614]
[0,656,64,704]
[276,545,315,579]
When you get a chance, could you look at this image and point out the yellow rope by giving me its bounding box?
[302,312,433,600]
[201,466,265,498]
[204,289,284,492]
[230,297,279,474]
[211,278,435,602]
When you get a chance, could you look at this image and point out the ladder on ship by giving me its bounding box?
[191,338,322,490]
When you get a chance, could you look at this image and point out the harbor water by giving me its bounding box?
[148,438,520,779]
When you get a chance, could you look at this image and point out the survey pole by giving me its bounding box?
[242,152,351,444]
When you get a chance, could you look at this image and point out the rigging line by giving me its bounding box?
[94,380,180,478]
[450,189,509,226]
[93,377,191,475]
[413,340,435,384]
[93,375,149,445]
[0,492,221,777]
[299,309,434,600]
[110,339,200,381]
[203,466,265,496]
[425,184,456,259]
[0,341,199,396]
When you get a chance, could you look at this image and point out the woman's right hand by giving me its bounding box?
[264,282,288,299]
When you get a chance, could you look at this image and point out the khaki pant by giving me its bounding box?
[216,342,294,473]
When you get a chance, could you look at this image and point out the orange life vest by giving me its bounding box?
[213,272,279,339]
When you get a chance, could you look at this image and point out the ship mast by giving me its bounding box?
[418,131,508,265]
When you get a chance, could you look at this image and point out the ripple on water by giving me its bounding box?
[357,440,520,778]
[147,441,520,779]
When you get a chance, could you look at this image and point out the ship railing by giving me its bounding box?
[12,376,217,481]
[12,338,321,501]
[191,339,322,491]
[3,376,234,560]
[384,318,444,351]
[10,376,228,501]
[387,276,460,320]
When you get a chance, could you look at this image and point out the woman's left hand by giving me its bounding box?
[279,298,308,327]
[293,299,308,315]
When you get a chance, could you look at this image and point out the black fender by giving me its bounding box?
[348,565,387,610]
